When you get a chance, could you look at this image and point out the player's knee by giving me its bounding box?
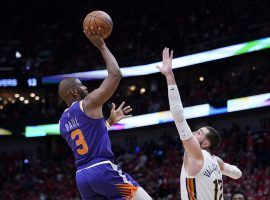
[131,187,152,200]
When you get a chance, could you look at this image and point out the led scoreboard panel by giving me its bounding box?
[0,77,39,88]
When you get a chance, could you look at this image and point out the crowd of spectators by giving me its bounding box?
[1,0,270,76]
[1,0,270,135]
[1,124,270,199]
[1,56,269,134]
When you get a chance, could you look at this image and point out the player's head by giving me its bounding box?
[193,126,221,152]
[231,191,247,200]
[58,78,88,106]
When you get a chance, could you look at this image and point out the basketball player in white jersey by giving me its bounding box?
[157,48,242,200]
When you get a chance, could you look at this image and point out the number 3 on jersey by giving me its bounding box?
[71,129,89,155]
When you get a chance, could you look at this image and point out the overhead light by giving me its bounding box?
[25,65,30,71]
[199,76,204,82]
[24,100,29,104]
[15,94,20,98]
[140,88,146,94]
[8,97,12,101]
[35,96,40,100]
[129,85,136,92]
[30,93,35,97]
[0,105,3,109]
[3,100,8,105]
[19,97,24,101]
[15,51,22,58]
[11,100,16,104]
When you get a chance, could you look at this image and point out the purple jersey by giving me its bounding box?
[59,101,114,170]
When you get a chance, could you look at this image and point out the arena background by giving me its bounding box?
[1,0,270,199]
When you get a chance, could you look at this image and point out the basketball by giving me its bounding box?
[83,11,113,39]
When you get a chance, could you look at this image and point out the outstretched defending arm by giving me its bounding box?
[216,156,242,179]
[157,48,203,175]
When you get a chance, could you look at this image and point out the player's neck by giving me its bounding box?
[66,94,84,107]
[67,99,79,107]
[202,147,212,154]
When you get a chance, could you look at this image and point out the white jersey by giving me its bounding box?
[180,150,223,200]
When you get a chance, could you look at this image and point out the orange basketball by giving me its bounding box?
[83,11,113,39]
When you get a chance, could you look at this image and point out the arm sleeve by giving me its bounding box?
[168,85,193,140]
[222,163,242,179]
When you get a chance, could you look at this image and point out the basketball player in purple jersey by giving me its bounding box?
[58,35,151,200]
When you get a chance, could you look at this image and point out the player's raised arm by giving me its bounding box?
[216,156,242,179]
[83,34,122,113]
[157,48,203,174]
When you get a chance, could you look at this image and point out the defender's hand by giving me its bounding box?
[156,47,174,76]
[108,102,132,125]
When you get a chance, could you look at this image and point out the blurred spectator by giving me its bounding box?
[231,191,247,200]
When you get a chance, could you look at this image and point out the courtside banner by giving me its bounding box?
[42,37,270,83]
[25,93,270,137]
[227,93,270,112]
[0,128,12,136]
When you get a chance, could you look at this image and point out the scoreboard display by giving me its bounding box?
[0,77,39,88]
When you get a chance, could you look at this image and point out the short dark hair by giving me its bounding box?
[205,126,221,151]
[58,78,77,101]
[231,191,247,200]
